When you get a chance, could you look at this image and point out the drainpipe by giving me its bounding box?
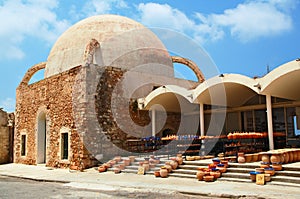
[200,103,205,156]
[266,94,274,150]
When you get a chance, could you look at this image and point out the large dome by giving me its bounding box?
[45,14,173,78]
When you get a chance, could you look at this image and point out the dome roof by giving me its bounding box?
[45,14,172,78]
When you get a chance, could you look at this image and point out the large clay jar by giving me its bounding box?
[143,161,150,171]
[170,160,178,170]
[129,156,135,163]
[176,154,183,165]
[270,154,281,164]
[196,170,204,181]
[165,162,173,173]
[160,167,168,178]
[261,154,270,163]
[238,153,246,164]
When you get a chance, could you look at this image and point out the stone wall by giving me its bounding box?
[0,109,9,164]
[15,66,92,169]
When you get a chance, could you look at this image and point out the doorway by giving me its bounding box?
[37,112,46,164]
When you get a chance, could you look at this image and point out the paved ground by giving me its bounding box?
[1,163,300,199]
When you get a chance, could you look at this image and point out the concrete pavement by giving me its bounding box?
[0,163,300,199]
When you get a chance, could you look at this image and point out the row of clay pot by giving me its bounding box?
[98,156,137,174]
[154,154,184,178]
[196,158,229,182]
[237,152,261,163]
[261,149,300,164]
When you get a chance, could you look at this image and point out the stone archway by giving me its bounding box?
[37,111,46,164]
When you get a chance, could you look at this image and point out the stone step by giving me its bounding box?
[268,181,300,188]
[168,172,197,179]
[271,175,300,184]
[218,177,250,183]
[226,167,253,173]
[221,172,249,179]
[172,169,197,175]
[275,170,300,177]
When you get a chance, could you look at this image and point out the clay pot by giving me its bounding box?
[212,158,220,165]
[123,159,130,166]
[264,173,271,182]
[252,154,259,162]
[238,153,246,164]
[154,170,160,177]
[160,167,168,178]
[270,154,281,164]
[283,152,289,164]
[114,166,121,174]
[98,166,107,172]
[186,156,195,161]
[203,175,214,182]
[176,156,183,165]
[164,163,173,173]
[196,170,204,181]
[143,161,150,171]
[260,162,270,169]
[249,171,260,182]
[289,151,294,163]
[264,168,275,176]
[255,168,264,173]
[244,154,252,163]
[261,154,270,163]
[114,156,122,163]
[170,161,178,170]
[210,170,221,178]
[119,164,125,170]
[272,163,282,171]
[216,164,227,173]
[220,160,228,167]
[129,156,135,163]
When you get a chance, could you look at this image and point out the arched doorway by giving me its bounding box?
[37,112,46,164]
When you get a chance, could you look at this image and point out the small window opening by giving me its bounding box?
[61,132,69,160]
[21,134,26,156]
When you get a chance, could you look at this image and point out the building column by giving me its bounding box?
[266,94,274,150]
[200,103,205,137]
[200,103,205,156]
[151,109,156,137]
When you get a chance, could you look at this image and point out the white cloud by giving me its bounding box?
[0,0,70,60]
[82,0,128,16]
[208,0,295,42]
[137,1,295,44]
[0,98,15,112]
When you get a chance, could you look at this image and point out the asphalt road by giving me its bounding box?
[0,175,233,199]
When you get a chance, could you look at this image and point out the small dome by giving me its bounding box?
[45,14,172,78]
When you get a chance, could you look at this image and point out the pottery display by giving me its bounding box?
[160,166,168,178]
[238,153,246,163]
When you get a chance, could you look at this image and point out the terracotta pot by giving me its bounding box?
[283,152,289,164]
[272,163,282,171]
[264,173,271,182]
[264,168,275,176]
[98,166,107,172]
[261,154,270,163]
[170,161,178,170]
[260,162,270,169]
[196,170,204,181]
[164,164,172,173]
[210,171,221,178]
[154,170,160,177]
[123,159,130,166]
[143,162,150,171]
[176,156,183,165]
[270,154,281,164]
[114,167,121,174]
[251,154,258,162]
[220,160,229,167]
[160,167,168,178]
[249,171,260,182]
[238,154,245,164]
[245,154,252,163]
[255,168,264,173]
[203,175,214,182]
[114,156,122,163]
[289,151,294,163]
[129,156,135,163]
[119,164,125,170]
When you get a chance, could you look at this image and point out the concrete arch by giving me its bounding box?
[142,85,195,113]
[193,74,260,107]
[171,56,205,83]
[19,62,46,87]
[260,59,300,100]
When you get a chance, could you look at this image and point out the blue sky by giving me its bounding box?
[0,0,299,112]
